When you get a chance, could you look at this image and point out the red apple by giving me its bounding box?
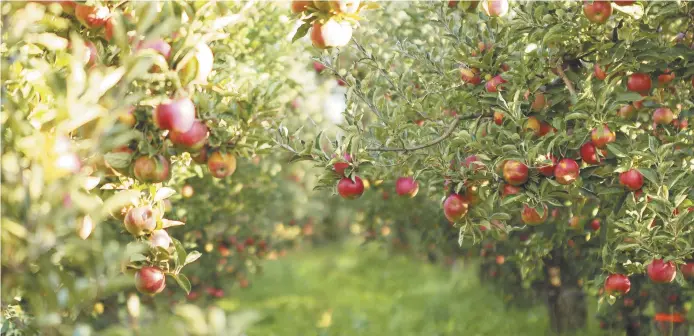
[633,100,644,109]
[613,0,635,5]
[485,75,507,93]
[525,116,542,136]
[583,1,612,24]
[337,176,365,199]
[154,98,196,133]
[493,111,504,125]
[169,119,208,151]
[496,255,505,265]
[135,266,166,295]
[501,183,521,198]
[626,73,652,94]
[604,274,631,294]
[75,4,110,29]
[647,259,676,283]
[207,152,237,178]
[291,0,312,12]
[333,153,352,176]
[461,68,482,85]
[481,0,508,17]
[554,159,579,185]
[657,72,675,86]
[619,169,644,191]
[521,203,548,225]
[443,194,469,222]
[503,160,528,186]
[531,92,547,112]
[192,148,208,164]
[395,177,419,198]
[594,63,608,80]
[617,104,635,119]
[149,230,172,249]
[568,216,582,230]
[133,155,170,183]
[580,142,606,165]
[590,219,601,231]
[313,61,326,73]
[591,124,615,148]
[462,155,484,171]
[538,154,557,177]
[652,107,674,125]
[124,206,156,236]
[681,262,694,280]
[311,20,352,49]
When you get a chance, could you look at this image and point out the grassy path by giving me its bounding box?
[218,242,598,336]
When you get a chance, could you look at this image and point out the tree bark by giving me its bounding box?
[542,250,587,334]
[651,284,689,336]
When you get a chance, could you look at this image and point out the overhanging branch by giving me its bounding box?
[366,114,477,152]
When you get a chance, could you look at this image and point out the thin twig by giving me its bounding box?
[555,65,577,102]
[366,114,473,152]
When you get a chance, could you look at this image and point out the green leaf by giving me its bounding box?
[172,273,191,294]
[292,21,312,43]
[638,168,658,185]
[184,251,201,266]
[490,213,511,220]
[605,143,627,158]
[615,93,644,102]
[171,238,187,270]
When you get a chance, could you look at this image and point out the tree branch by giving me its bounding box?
[555,65,577,102]
[366,114,474,152]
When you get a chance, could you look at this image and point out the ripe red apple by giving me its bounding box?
[568,216,583,230]
[443,194,469,222]
[481,0,508,17]
[647,259,676,283]
[135,266,166,295]
[311,20,352,49]
[594,63,608,80]
[626,73,652,94]
[633,100,644,109]
[337,176,365,199]
[493,111,504,125]
[461,68,482,85]
[531,92,547,112]
[485,75,507,93]
[657,72,675,86]
[496,255,505,265]
[137,39,172,60]
[525,116,542,136]
[291,0,312,12]
[192,149,208,164]
[591,124,615,148]
[133,155,170,183]
[604,274,631,294]
[590,219,601,231]
[681,262,694,280]
[75,4,110,28]
[617,104,636,119]
[313,61,326,73]
[539,122,554,137]
[333,153,352,176]
[149,230,172,249]
[580,142,605,165]
[154,98,196,133]
[521,203,548,225]
[613,0,635,5]
[500,183,521,198]
[652,107,674,125]
[554,159,580,185]
[124,206,156,236]
[619,169,644,191]
[583,1,612,24]
[538,154,557,177]
[503,160,528,186]
[207,152,237,178]
[462,155,484,171]
[169,119,208,151]
[395,177,419,198]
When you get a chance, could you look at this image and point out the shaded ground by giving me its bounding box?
[218,242,600,336]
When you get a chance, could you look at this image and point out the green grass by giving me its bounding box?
[218,242,600,336]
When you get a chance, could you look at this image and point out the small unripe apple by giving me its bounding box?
[154,98,196,133]
[124,206,157,236]
[207,152,237,178]
[583,1,612,24]
[443,194,469,222]
[169,119,208,151]
[133,155,170,183]
[135,266,166,295]
[150,230,172,249]
[337,176,364,199]
[521,203,548,225]
[554,159,580,185]
[75,4,110,29]
[619,169,644,191]
[395,177,419,198]
[652,107,674,125]
[313,61,326,73]
[482,0,508,17]
[502,160,528,186]
[311,20,353,49]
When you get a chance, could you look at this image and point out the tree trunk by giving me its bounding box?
[542,251,587,334]
[652,285,689,336]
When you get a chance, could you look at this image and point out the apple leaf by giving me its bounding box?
[292,21,312,43]
[184,251,201,266]
[172,273,191,295]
